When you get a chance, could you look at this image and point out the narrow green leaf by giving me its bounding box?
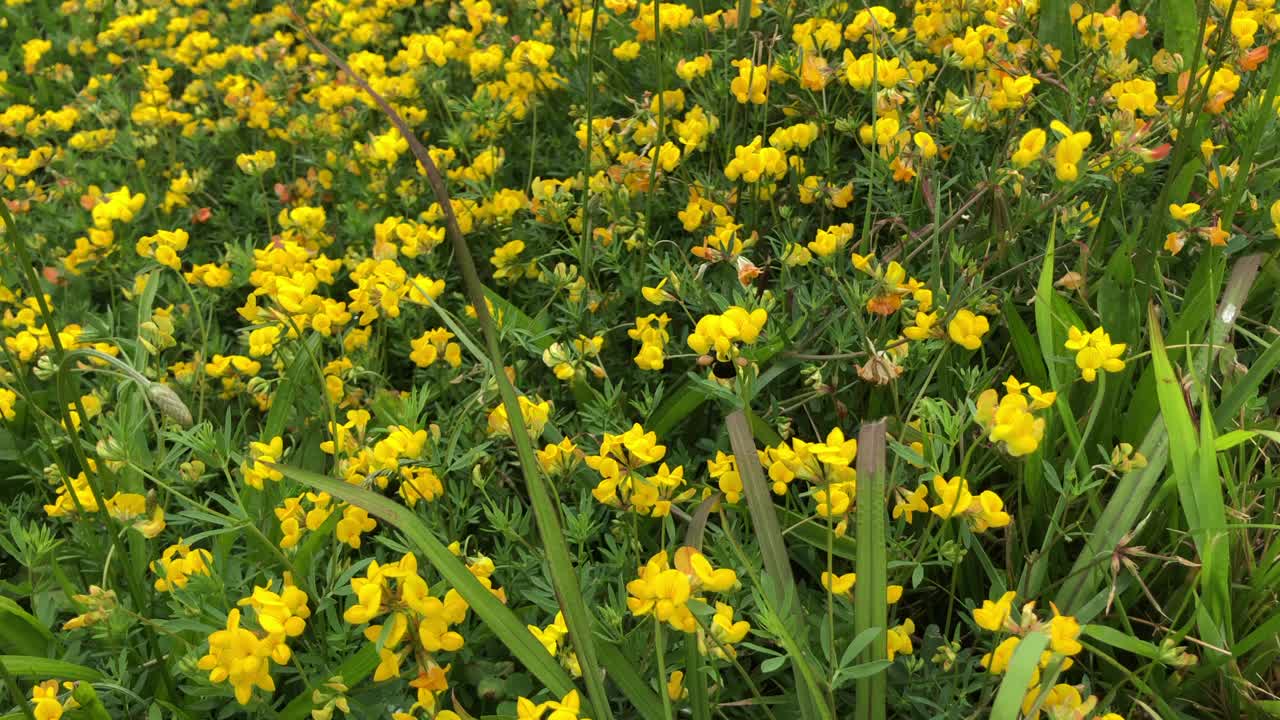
[839,627,881,669]
[1034,232,1059,388]
[1003,297,1048,388]
[481,284,552,351]
[1159,0,1198,59]
[595,643,664,720]
[684,640,710,720]
[1196,385,1232,645]
[725,410,831,720]
[267,463,578,698]
[0,598,52,657]
[278,645,378,720]
[1148,304,1198,524]
[833,660,893,687]
[1215,326,1280,426]
[990,631,1050,720]
[1037,0,1076,62]
[853,420,888,720]
[0,656,103,682]
[1082,625,1161,661]
[778,508,858,562]
[1212,429,1276,451]
[263,334,323,440]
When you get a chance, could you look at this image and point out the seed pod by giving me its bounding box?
[147,382,192,427]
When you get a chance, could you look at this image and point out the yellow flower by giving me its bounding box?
[488,396,552,437]
[1064,326,1126,382]
[707,601,750,651]
[641,278,676,305]
[886,618,915,660]
[930,475,973,519]
[913,131,938,159]
[30,680,68,720]
[972,491,1012,531]
[1049,120,1091,182]
[973,591,1017,632]
[707,451,744,503]
[821,571,856,596]
[612,40,641,61]
[1,387,19,420]
[335,505,377,549]
[903,311,939,341]
[730,58,769,104]
[1169,202,1200,222]
[892,484,929,522]
[666,670,688,701]
[981,636,1020,674]
[242,436,284,489]
[1011,128,1046,168]
[807,222,855,258]
[686,306,767,361]
[1048,603,1083,655]
[947,309,989,350]
[491,240,533,282]
[196,609,280,705]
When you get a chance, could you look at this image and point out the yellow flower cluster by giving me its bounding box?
[487,396,551,437]
[586,424,691,516]
[274,492,334,549]
[134,228,189,270]
[241,436,284,490]
[410,327,463,369]
[629,313,671,371]
[516,689,586,720]
[975,376,1057,457]
[929,475,1012,533]
[542,334,605,381]
[150,540,213,592]
[970,591,1118,718]
[342,553,468,692]
[758,428,858,534]
[529,611,582,678]
[723,136,788,184]
[29,680,72,720]
[686,306,767,362]
[626,547,744,652]
[947,309,991,350]
[1065,325,1127,382]
[197,575,309,705]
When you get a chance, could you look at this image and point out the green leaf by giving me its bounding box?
[596,643,664,720]
[1159,0,1198,60]
[778,508,858,562]
[990,631,1050,720]
[1215,335,1280,426]
[267,463,579,699]
[0,597,52,657]
[482,284,552,351]
[1082,625,1161,661]
[726,411,831,720]
[1037,0,1076,62]
[839,627,882,669]
[853,420,888,720]
[263,334,322,439]
[278,645,377,720]
[1212,429,1280,451]
[1149,305,1232,645]
[1003,297,1048,388]
[0,656,103,681]
[833,660,893,689]
[760,655,788,673]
